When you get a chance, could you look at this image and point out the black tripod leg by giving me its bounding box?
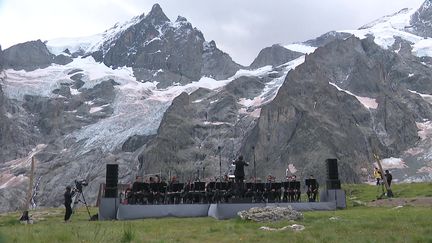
[80,192,92,220]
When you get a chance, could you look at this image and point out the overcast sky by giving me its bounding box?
[0,0,425,65]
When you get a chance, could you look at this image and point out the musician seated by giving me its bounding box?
[291,175,301,202]
[306,175,319,202]
[167,176,181,204]
[181,180,193,204]
[131,176,144,204]
[264,175,277,202]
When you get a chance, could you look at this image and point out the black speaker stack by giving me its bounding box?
[326,158,341,189]
[105,164,118,198]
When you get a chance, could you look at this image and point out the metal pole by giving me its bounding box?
[218,146,222,180]
[252,146,256,182]
[373,153,393,198]
[25,157,35,211]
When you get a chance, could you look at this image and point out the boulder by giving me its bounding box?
[238,206,304,222]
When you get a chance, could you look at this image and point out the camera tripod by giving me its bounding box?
[71,189,92,220]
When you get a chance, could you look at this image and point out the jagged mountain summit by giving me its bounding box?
[47,4,241,88]
[1,2,432,213]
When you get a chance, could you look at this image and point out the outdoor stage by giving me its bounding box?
[99,189,346,220]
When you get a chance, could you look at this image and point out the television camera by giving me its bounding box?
[70,179,92,220]
[73,179,88,193]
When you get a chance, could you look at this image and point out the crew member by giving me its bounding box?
[64,186,73,222]
[385,170,393,187]
[373,167,382,185]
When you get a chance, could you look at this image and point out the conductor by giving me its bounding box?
[232,155,249,183]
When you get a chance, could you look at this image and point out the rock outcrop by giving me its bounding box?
[2,40,72,71]
[249,44,303,69]
[410,0,432,38]
[304,31,352,47]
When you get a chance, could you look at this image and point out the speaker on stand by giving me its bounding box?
[326,158,341,190]
[105,164,118,198]
[323,159,346,209]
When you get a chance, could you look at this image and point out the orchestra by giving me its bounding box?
[122,174,319,205]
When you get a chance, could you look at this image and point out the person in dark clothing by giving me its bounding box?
[19,210,33,224]
[306,175,319,202]
[64,186,73,222]
[232,155,249,183]
[385,170,393,187]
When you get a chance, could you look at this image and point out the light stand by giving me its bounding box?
[218,146,222,180]
[252,146,256,182]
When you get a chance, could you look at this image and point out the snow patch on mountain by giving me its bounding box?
[237,56,305,118]
[408,89,432,103]
[329,82,378,109]
[284,44,317,54]
[1,57,135,100]
[0,144,47,189]
[47,15,144,56]
[412,38,432,57]
[378,157,408,169]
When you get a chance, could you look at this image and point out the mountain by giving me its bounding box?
[409,0,432,38]
[2,40,72,71]
[1,2,432,213]
[243,36,432,182]
[47,4,241,88]
[249,44,303,69]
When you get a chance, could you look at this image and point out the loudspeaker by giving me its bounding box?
[105,164,118,198]
[326,179,341,190]
[326,158,339,180]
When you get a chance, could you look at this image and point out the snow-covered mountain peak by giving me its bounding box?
[46,14,144,56]
[336,1,432,58]
[359,8,413,30]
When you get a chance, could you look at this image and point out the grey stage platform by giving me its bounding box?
[100,189,345,220]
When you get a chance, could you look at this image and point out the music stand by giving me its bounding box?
[271,183,282,190]
[207,182,216,191]
[194,182,205,191]
[305,179,316,188]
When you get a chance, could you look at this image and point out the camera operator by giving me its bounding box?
[64,186,73,223]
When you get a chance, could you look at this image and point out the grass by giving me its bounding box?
[343,182,432,205]
[0,183,431,243]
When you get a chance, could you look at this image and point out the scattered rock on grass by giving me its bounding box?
[259,224,305,232]
[238,206,303,222]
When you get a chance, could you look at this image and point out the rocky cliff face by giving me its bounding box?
[304,31,352,48]
[93,4,241,88]
[2,40,72,71]
[241,36,432,182]
[249,44,303,69]
[0,45,3,70]
[410,0,432,38]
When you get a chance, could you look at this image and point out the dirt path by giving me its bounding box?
[367,197,432,207]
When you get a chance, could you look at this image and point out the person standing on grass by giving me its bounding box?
[64,186,73,222]
[373,167,382,185]
[385,170,393,187]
